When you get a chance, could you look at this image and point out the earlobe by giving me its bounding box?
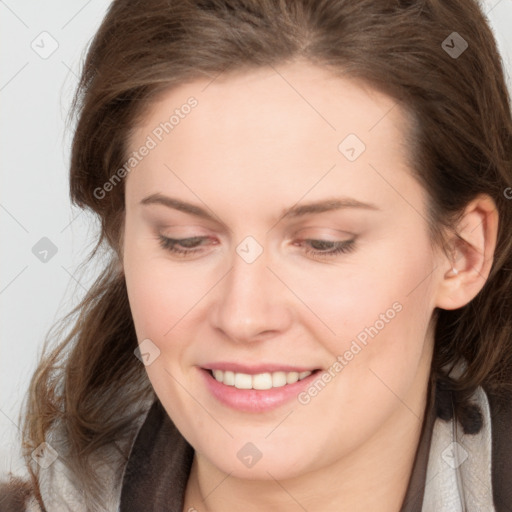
[435,194,499,311]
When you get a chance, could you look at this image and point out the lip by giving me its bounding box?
[199,366,321,413]
[202,362,318,374]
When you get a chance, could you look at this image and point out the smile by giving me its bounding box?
[210,369,313,390]
[200,366,322,412]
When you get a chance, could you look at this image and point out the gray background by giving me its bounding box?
[1,0,512,477]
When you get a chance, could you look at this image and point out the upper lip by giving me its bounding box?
[201,362,320,374]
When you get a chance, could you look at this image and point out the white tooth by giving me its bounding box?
[252,373,273,390]
[216,369,313,389]
[286,372,299,384]
[272,371,287,387]
[234,372,253,389]
[223,370,235,386]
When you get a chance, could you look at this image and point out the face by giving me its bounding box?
[122,60,447,480]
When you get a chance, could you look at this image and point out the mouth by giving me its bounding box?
[206,368,320,390]
[199,365,323,412]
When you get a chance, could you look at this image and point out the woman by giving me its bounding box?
[2,0,511,510]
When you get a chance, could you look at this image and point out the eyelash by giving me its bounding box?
[157,235,356,259]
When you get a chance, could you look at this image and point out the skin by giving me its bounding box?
[121,59,498,511]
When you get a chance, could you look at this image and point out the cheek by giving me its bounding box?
[123,244,220,388]
[289,235,436,376]
[124,261,170,340]
[123,257,171,372]
[285,244,436,448]
[123,246,203,409]
[123,226,197,338]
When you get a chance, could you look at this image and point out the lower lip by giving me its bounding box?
[200,368,321,412]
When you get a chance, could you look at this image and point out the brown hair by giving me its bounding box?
[21,0,512,507]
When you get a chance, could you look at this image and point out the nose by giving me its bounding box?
[210,242,293,344]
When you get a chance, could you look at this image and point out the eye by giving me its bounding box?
[158,235,213,257]
[295,238,356,259]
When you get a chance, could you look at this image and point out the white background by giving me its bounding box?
[1,0,512,477]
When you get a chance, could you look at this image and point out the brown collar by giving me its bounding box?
[399,377,437,511]
[120,400,194,511]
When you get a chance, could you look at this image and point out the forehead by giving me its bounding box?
[132,60,410,148]
[125,60,419,217]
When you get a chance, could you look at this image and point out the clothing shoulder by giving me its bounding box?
[1,396,155,512]
[0,475,43,512]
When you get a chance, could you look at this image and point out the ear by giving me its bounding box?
[435,194,499,310]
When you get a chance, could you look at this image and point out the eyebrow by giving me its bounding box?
[140,193,379,223]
